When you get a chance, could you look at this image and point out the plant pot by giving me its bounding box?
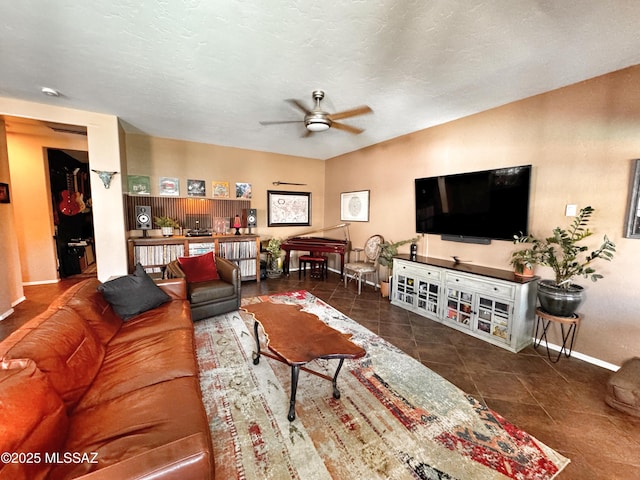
[537,279,584,317]
[380,280,390,298]
[267,270,282,279]
[161,226,174,237]
[266,256,282,278]
[514,266,535,278]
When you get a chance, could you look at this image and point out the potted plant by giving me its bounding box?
[265,237,283,278]
[154,216,180,237]
[508,246,538,277]
[378,237,419,297]
[512,206,615,316]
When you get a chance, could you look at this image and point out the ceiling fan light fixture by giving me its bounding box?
[305,117,331,132]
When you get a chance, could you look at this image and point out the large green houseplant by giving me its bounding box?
[512,206,615,316]
[378,237,419,297]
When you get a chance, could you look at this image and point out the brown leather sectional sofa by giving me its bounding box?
[0,277,213,480]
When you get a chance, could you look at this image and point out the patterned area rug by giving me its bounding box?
[194,291,569,479]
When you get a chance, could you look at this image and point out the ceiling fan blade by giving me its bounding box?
[259,120,301,125]
[329,105,372,121]
[286,99,311,115]
[331,122,364,135]
[301,129,313,138]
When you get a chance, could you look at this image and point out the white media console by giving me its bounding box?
[391,255,538,353]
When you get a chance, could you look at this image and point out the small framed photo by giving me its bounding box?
[236,182,252,199]
[159,177,179,196]
[267,190,311,226]
[625,159,640,238]
[212,181,229,198]
[0,183,10,203]
[187,179,206,197]
[341,190,370,222]
[128,175,151,195]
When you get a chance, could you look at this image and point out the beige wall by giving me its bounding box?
[3,67,639,366]
[6,132,88,284]
[0,98,126,292]
[326,66,640,366]
[0,118,24,319]
[125,135,325,242]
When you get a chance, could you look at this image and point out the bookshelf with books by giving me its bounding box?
[128,235,260,282]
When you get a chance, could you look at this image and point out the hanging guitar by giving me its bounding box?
[59,168,86,216]
[77,170,91,213]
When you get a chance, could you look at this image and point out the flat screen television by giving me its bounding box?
[415,165,531,243]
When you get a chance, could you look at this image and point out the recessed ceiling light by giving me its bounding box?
[41,87,60,97]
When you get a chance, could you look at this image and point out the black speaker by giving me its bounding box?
[135,206,152,230]
[243,208,257,228]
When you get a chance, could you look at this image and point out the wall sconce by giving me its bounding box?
[91,170,118,189]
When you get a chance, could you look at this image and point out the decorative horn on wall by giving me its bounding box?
[92,170,118,189]
[272,181,307,186]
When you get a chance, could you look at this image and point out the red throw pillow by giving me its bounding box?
[178,252,220,282]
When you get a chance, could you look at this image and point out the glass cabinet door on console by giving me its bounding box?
[476,296,512,341]
[394,273,416,307]
[393,263,441,318]
[417,279,439,316]
[444,272,516,346]
[446,288,473,328]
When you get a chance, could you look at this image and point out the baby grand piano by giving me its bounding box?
[281,223,351,278]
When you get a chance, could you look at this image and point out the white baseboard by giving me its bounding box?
[533,340,620,371]
[23,279,60,286]
[11,296,26,308]
[0,308,15,321]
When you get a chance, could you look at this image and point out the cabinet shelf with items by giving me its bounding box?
[128,235,260,282]
[393,263,441,319]
[392,255,537,353]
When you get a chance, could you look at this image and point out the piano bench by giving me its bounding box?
[299,255,328,280]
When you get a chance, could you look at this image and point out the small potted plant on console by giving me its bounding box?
[154,216,180,237]
[512,206,615,316]
[509,245,539,277]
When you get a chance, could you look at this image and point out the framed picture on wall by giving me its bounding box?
[0,183,10,203]
[267,190,311,226]
[340,190,370,222]
[212,181,229,198]
[625,159,640,238]
[187,179,206,197]
[236,182,252,199]
[128,175,151,195]
[159,177,179,196]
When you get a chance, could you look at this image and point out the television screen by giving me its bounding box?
[415,165,531,241]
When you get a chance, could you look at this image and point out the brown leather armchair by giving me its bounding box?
[167,256,241,320]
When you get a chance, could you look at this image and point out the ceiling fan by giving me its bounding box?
[260,90,373,136]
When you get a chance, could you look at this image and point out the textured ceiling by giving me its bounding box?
[2,1,640,160]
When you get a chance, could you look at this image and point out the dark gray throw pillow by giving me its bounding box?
[97,263,171,320]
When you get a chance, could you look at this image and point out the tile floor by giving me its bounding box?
[3,272,639,479]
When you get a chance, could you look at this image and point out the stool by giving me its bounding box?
[299,254,328,280]
[605,357,640,417]
[533,308,581,363]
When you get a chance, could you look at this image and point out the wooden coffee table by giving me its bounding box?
[242,302,366,421]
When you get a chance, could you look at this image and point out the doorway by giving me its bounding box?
[47,148,96,277]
